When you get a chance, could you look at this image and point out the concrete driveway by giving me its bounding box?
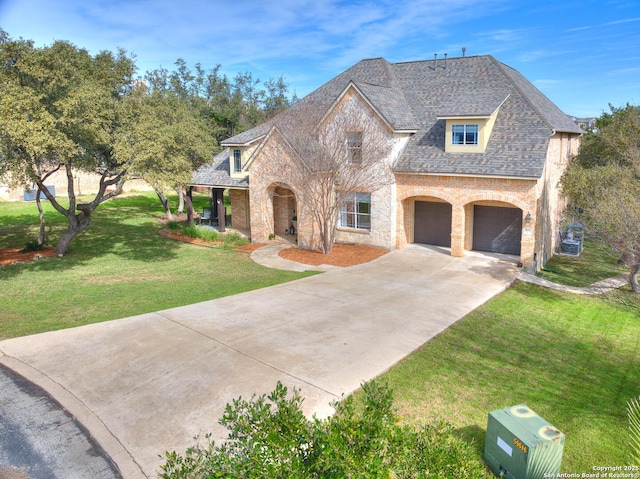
[0,245,518,479]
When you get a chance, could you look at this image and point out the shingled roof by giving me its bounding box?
[192,149,249,189]
[219,55,582,180]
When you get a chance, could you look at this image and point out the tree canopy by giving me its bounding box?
[0,30,294,253]
[0,30,136,254]
[561,104,640,292]
[115,67,216,222]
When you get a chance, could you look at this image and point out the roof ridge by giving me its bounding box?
[381,57,395,87]
[488,56,555,131]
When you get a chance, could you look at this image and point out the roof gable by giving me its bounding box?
[220,54,581,180]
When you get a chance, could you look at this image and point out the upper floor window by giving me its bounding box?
[451,124,478,145]
[232,149,242,173]
[346,131,363,164]
[339,192,371,230]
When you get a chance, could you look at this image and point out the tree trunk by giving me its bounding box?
[185,187,195,225]
[35,186,46,246]
[54,215,91,255]
[177,185,184,214]
[630,261,639,293]
[321,217,335,254]
[156,189,173,221]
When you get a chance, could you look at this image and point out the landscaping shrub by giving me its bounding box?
[182,225,219,242]
[222,232,249,249]
[159,381,485,479]
[167,221,181,230]
[21,239,43,252]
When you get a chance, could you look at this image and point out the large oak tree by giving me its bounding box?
[0,30,135,255]
[116,66,216,223]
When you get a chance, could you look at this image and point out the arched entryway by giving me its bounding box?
[270,185,297,241]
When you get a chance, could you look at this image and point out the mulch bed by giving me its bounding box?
[1,230,386,269]
[279,243,388,267]
[0,246,58,267]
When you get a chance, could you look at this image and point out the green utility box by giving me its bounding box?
[484,404,565,479]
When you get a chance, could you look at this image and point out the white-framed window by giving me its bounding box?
[451,124,478,145]
[232,149,242,173]
[339,192,371,230]
[346,131,363,164]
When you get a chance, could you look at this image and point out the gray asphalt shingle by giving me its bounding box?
[192,150,249,188]
[210,55,583,182]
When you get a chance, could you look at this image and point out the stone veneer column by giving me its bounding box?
[520,213,536,272]
[450,204,465,257]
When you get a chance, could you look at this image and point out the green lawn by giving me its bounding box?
[379,282,639,474]
[537,237,626,287]
[0,193,315,339]
[2,193,638,473]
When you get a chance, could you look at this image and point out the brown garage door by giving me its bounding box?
[414,201,452,247]
[473,205,522,255]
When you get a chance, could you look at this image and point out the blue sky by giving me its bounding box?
[1,0,639,118]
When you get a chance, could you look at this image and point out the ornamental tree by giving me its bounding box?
[270,93,393,254]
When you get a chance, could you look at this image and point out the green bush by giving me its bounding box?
[167,221,181,230]
[182,225,219,242]
[222,232,249,249]
[159,381,485,479]
[21,239,43,252]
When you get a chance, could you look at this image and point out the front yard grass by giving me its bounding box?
[0,193,316,339]
[537,237,626,287]
[379,280,639,474]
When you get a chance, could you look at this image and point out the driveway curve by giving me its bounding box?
[0,246,518,478]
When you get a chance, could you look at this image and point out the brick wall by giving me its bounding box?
[229,189,250,229]
[395,173,538,268]
[534,132,580,267]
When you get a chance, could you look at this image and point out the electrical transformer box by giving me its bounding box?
[484,404,565,479]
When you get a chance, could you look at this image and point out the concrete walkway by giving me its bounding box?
[518,271,628,294]
[0,245,519,479]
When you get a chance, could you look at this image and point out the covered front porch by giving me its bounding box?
[191,148,252,237]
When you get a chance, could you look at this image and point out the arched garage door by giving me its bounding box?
[473,205,522,255]
[414,201,452,247]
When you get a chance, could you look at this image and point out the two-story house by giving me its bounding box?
[192,55,583,271]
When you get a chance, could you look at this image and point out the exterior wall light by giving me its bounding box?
[524,212,532,224]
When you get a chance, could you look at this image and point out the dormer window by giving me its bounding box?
[451,124,478,145]
[346,131,363,164]
[232,149,242,173]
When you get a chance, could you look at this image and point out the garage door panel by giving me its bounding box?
[414,201,452,247]
[473,205,521,255]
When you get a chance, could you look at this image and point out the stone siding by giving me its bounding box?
[335,182,395,250]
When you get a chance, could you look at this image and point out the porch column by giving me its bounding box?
[450,204,465,257]
[213,188,225,232]
[521,211,536,272]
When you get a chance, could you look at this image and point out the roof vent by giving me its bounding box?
[434,53,438,72]
[462,47,466,57]
[444,53,448,69]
